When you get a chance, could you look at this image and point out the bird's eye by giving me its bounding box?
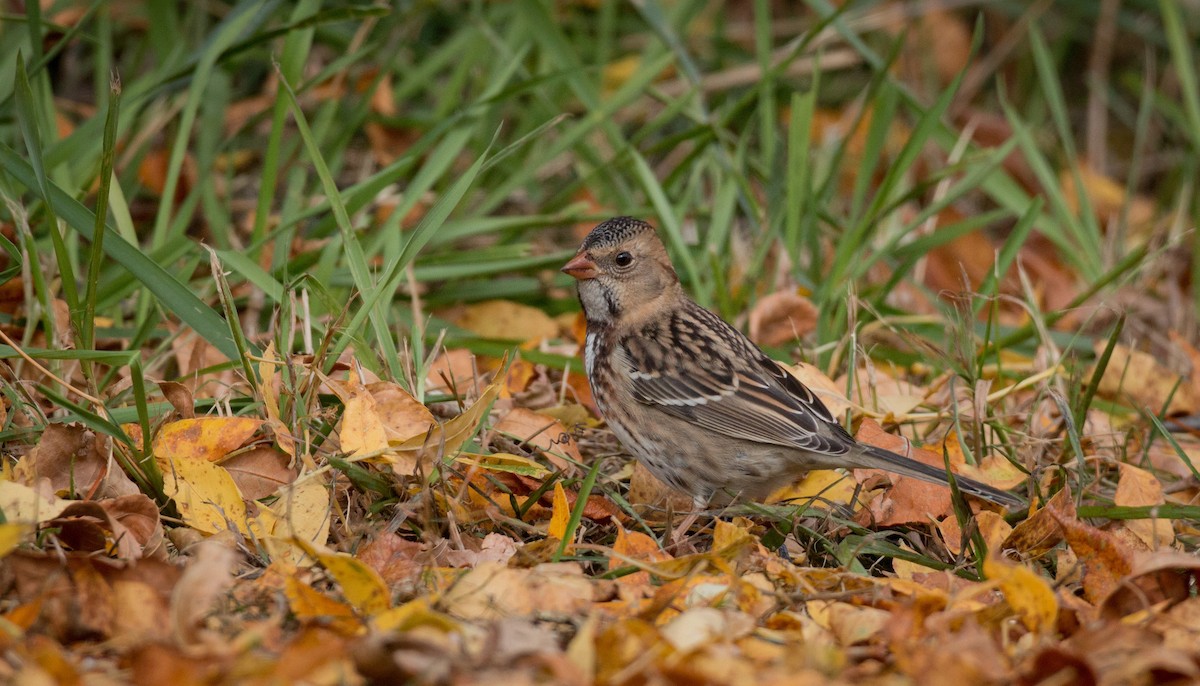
[614,251,634,267]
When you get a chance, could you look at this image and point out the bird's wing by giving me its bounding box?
[617,306,853,456]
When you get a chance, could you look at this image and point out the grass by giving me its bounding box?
[1,0,1199,646]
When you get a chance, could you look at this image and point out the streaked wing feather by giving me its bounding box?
[617,308,853,456]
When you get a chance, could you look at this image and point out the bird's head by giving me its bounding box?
[562,217,680,326]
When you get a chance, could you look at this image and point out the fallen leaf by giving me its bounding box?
[983,554,1058,632]
[337,368,391,457]
[1002,485,1074,556]
[153,417,264,463]
[368,381,436,441]
[1094,342,1199,415]
[220,446,295,500]
[609,523,671,588]
[492,407,583,471]
[548,481,571,543]
[441,561,594,621]
[748,291,818,347]
[291,538,391,616]
[161,455,249,535]
[0,480,71,523]
[453,299,559,343]
[1115,463,1174,549]
[170,540,236,644]
[283,574,362,635]
[1052,512,1136,604]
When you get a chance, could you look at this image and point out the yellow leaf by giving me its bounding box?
[162,457,249,534]
[602,55,641,93]
[283,575,362,634]
[548,481,570,542]
[456,452,550,478]
[0,480,70,523]
[0,522,32,557]
[154,417,263,463]
[767,469,856,506]
[267,476,331,546]
[291,537,391,616]
[983,554,1058,632]
[258,342,296,460]
[452,299,558,342]
[390,378,500,472]
[339,368,390,457]
[712,518,755,553]
[371,597,459,634]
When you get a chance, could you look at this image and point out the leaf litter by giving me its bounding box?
[4,6,1200,686]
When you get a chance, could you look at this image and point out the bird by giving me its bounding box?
[561,216,1023,522]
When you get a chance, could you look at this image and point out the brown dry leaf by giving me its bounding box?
[17,423,138,500]
[1114,463,1174,549]
[923,220,997,297]
[367,381,436,441]
[357,533,426,587]
[936,512,1015,559]
[1051,512,1137,604]
[220,446,294,500]
[8,551,180,643]
[260,626,356,683]
[661,607,755,653]
[128,643,229,686]
[425,349,481,394]
[748,291,818,347]
[561,369,598,416]
[157,380,195,419]
[1001,485,1074,556]
[500,358,537,399]
[138,147,196,199]
[853,419,956,527]
[46,500,141,560]
[894,9,972,88]
[807,600,889,646]
[103,494,166,560]
[389,375,501,474]
[1099,549,1200,619]
[441,561,594,621]
[627,461,694,515]
[1154,596,1200,653]
[170,540,236,644]
[452,299,558,343]
[1093,342,1199,415]
[153,417,264,463]
[767,469,857,507]
[492,407,583,471]
[262,476,331,548]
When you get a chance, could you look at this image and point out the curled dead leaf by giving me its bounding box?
[748,291,818,347]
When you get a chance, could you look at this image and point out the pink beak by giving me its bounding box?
[561,252,599,280]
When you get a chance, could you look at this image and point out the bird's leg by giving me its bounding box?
[666,495,709,551]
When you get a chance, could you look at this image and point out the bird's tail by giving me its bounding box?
[856,445,1023,509]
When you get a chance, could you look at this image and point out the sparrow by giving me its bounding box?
[562,217,1022,511]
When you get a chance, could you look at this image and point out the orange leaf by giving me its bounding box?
[548,481,571,543]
